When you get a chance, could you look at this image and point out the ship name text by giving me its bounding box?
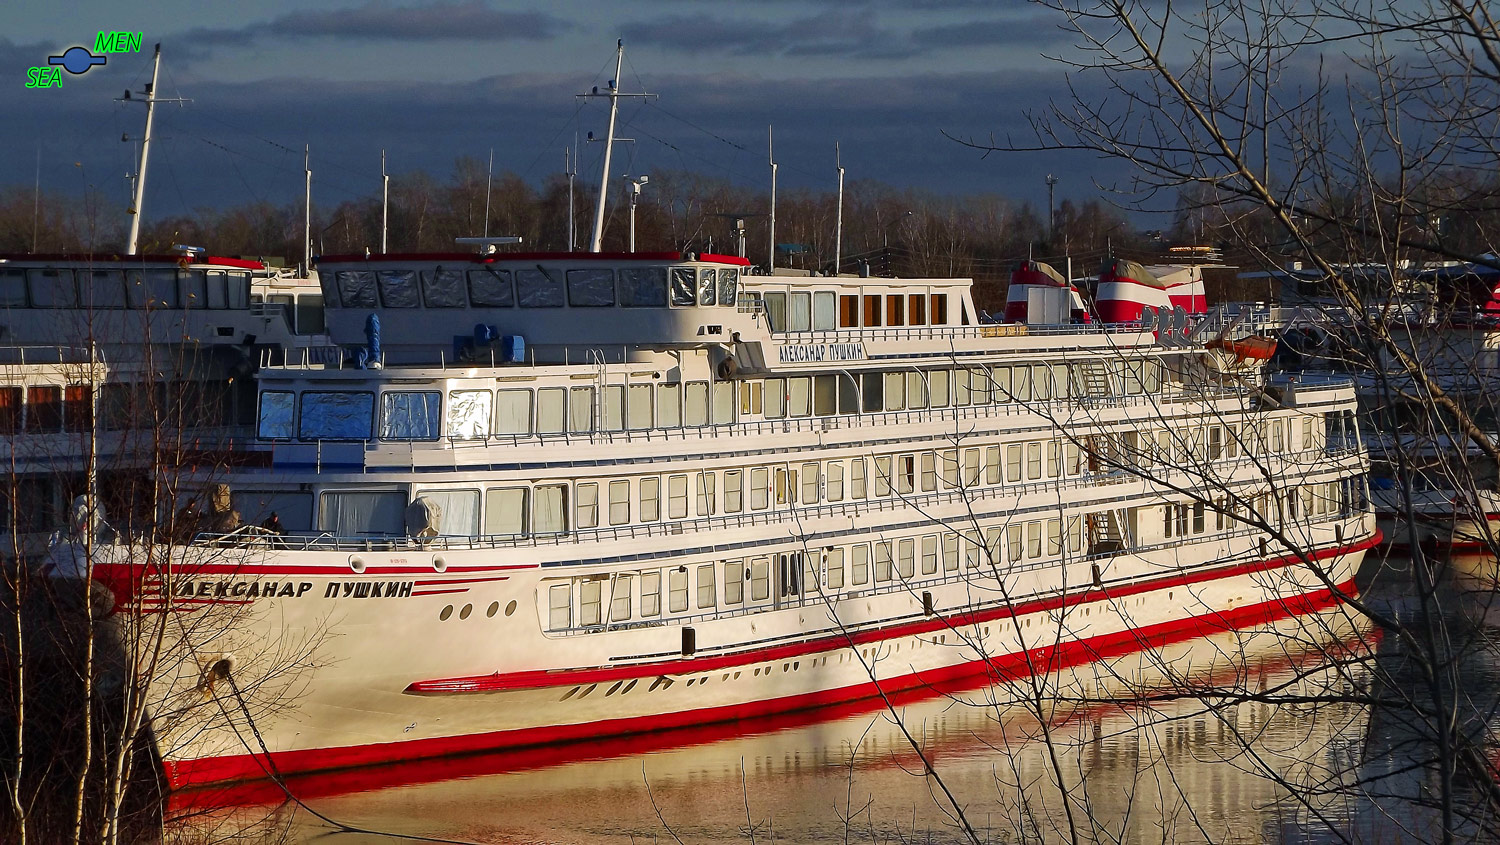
[777,342,866,363]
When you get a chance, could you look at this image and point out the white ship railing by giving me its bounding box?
[194,445,1364,554]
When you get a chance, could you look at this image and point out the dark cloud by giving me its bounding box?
[186,2,568,46]
[909,16,1071,48]
[620,12,917,59]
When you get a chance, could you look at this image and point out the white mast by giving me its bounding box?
[124,44,162,256]
[381,149,389,254]
[483,147,493,238]
[834,142,844,276]
[578,40,653,253]
[566,144,576,251]
[768,125,777,271]
[303,145,311,276]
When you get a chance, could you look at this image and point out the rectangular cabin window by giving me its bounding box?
[608,480,630,525]
[875,542,894,582]
[909,295,926,326]
[940,449,959,489]
[718,268,739,304]
[658,383,682,428]
[1007,525,1023,562]
[863,295,882,327]
[567,268,616,307]
[963,448,980,485]
[696,472,716,516]
[61,385,91,432]
[840,295,859,327]
[764,378,786,418]
[787,377,811,417]
[849,544,870,585]
[762,292,787,330]
[180,270,208,309]
[0,387,19,434]
[447,390,493,439]
[826,461,845,501]
[580,579,602,626]
[258,391,295,439]
[696,564,717,609]
[1026,442,1043,479]
[27,269,77,308]
[750,468,770,510]
[619,267,668,306]
[670,268,696,307]
[231,490,312,533]
[129,269,179,308]
[532,484,568,533]
[813,292,837,330]
[801,462,820,504]
[930,370,950,407]
[861,372,883,413]
[838,374,860,415]
[724,561,744,605]
[985,446,1001,484]
[883,372,905,411]
[299,391,373,441]
[419,490,480,536]
[1006,445,1023,483]
[467,268,514,306]
[0,269,25,306]
[698,269,717,305]
[641,572,661,616]
[874,456,892,496]
[1032,365,1052,401]
[82,270,127,309]
[495,389,533,435]
[336,270,378,308]
[921,535,939,575]
[377,270,420,307]
[548,584,572,630]
[942,533,960,572]
[626,384,653,430]
[536,386,571,433]
[724,469,744,512]
[380,391,441,440]
[667,474,688,519]
[479,485,527,534]
[789,292,812,331]
[750,558,771,601]
[602,385,625,431]
[897,454,916,494]
[640,477,660,521]
[712,382,734,423]
[318,491,406,536]
[886,295,905,326]
[906,371,927,410]
[1027,522,1043,559]
[516,268,564,307]
[920,453,937,492]
[1046,518,1062,556]
[851,458,867,499]
[954,368,970,405]
[610,575,633,622]
[569,387,594,433]
[930,294,947,324]
[421,268,467,307]
[826,547,846,589]
[575,483,599,529]
[685,382,709,426]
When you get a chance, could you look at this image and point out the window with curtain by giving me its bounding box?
[668,474,688,519]
[481,487,525,535]
[813,291,836,329]
[657,383,681,428]
[494,389,532,435]
[710,382,734,424]
[569,387,594,433]
[608,480,630,525]
[537,388,565,434]
[685,382,709,426]
[575,483,598,529]
[318,491,406,535]
[447,390,493,439]
[789,293,811,331]
[627,384,653,430]
[723,561,744,604]
[533,485,568,533]
[640,477,660,521]
[419,489,480,536]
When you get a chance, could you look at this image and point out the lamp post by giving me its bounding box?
[1045,173,1059,244]
[627,174,649,252]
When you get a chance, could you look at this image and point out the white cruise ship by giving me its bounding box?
[64,249,1376,789]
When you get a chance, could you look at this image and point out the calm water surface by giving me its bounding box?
[178,552,1500,844]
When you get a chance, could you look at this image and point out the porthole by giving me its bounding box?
[606,681,622,696]
[721,674,729,682]
[579,683,597,698]
[561,686,580,701]
[505,600,517,616]
[754,668,761,676]
[486,602,499,618]
[733,671,741,679]
[622,679,638,694]
[793,661,800,670]
[459,603,473,620]
[439,605,453,621]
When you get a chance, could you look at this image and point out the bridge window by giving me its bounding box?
[422,268,468,307]
[25,386,60,432]
[788,292,811,331]
[567,268,616,307]
[718,268,738,305]
[885,295,904,327]
[127,269,180,308]
[468,268,514,307]
[180,271,209,308]
[762,292,786,329]
[379,391,440,440]
[670,268,696,306]
[298,391,373,441]
[839,295,859,327]
[257,391,295,439]
[863,295,881,327]
[619,267,667,306]
[336,271,378,308]
[930,294,948,324]
[0,270,24,306]
[908,295,926,326]
[447,390,493,439]
[516,268,564,307]
[698,269,717,305]
[27,269,77,308]
[813,292,837,329]
[82,270,127,309]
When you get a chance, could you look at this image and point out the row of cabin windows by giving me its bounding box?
[329,266,741,310]
[255,359,1168,442]
[0,381,251,436]
[545,517,1088,631]
[0,268,252,310]
[761,292,952,333]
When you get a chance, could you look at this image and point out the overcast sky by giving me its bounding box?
[3,0,1120,227]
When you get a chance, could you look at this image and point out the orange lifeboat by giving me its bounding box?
[1206,335,1277,362]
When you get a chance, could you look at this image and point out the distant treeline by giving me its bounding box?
[0,158,1279,309]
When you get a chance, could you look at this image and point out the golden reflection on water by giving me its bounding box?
[177,601,1383,845]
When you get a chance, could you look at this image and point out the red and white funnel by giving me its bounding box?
[1005,260,1091,324]
[1095,258,1207,323]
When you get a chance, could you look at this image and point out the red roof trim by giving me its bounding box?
[0,253,265,270]
[317,251,753,267]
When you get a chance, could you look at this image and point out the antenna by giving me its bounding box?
[566,141,577,251]
[380,149,388,254]
[483,148,493,238]
[576,41,656,252]
[834,142,845,276]
[303,145,312,277]
[768,125,777,271]
[118,45,188,255]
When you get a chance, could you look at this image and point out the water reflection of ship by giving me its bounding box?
[177,605,1376,844]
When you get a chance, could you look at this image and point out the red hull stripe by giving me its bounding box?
[404,535,1378,696]
[162,575,1359,790]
